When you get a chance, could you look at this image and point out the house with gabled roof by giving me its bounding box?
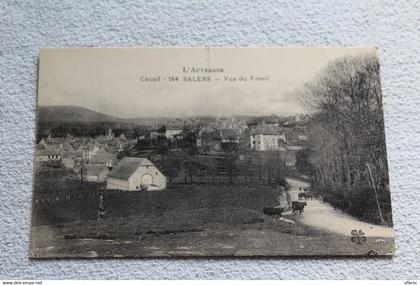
[35,148,50,162]
[219,128,241,144]
[82,164,109,182]
[37,137,48,149]
[285,126,308,145]
[219,128,241,152]
[196,129,222,152]
[106,157,166,191]
[62,141,74,152]
[62,150,76,169]
[249,125,287,151]
[165,128,184,141]
[88,149,118,168]
[34,146,62,168]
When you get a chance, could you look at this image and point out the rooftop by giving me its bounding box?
[108,157,154,180]
[83,164,109,176]
[89,149,117,164]
[250,125,286,135]
[219,128,241,139]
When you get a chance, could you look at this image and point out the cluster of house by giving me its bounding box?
[196,127,242,152]
[34,116,308,191]
[35,130,124,169]
[141,115,309,167]
[149,127,184,141]
[34,130,167,191]
[192,116,308,166]
[248,123,308,166]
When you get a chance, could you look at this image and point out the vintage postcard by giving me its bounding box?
[30,48,394,258]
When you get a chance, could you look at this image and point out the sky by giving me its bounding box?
[37,47,376,118]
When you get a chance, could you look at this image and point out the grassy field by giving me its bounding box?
[30,168,394,257]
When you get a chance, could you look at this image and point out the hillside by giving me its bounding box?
[37,105,121,124]
[37,105,174,127]
[36,105,258,128]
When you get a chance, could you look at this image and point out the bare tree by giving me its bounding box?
[301,53,391,224]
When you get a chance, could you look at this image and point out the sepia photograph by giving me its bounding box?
[30,48,394,258]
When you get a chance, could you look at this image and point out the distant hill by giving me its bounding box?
[37,105,261,128]
[37,105,121,124]
[37,105,179,129]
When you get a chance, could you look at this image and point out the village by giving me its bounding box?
[29,49,395,258]
[35,113,362,258]
[34,114,310,192]
[31,111,395,257]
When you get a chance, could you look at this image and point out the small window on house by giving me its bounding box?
[156,172,158,175]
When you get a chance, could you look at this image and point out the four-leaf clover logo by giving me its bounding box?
[351,229,367,244]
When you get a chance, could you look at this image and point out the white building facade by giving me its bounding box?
[107,157,166,191]
[250,134,286,151]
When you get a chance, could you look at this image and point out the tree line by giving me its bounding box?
[151,149,289,188]
[301,53,392,225]
[36,122,149,141]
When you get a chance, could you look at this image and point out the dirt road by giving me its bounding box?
[285,178,394,238]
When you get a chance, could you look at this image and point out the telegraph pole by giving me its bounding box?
[366,162,385,225]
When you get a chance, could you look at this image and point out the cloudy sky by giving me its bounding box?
[38,47,376,118]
